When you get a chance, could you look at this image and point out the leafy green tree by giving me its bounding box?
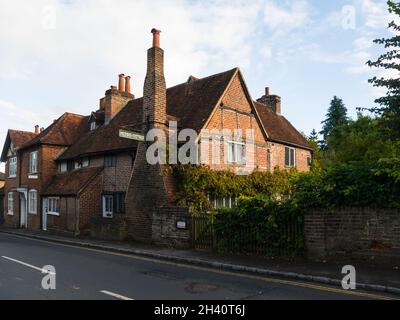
[324,113,399,165]
[366,0,400,139]
[319,96,348,149]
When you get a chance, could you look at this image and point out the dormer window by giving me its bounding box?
[75,157,89,169]
[90,120,97,131]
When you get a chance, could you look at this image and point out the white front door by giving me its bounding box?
[42,198,48,231]
[19,194,27,228]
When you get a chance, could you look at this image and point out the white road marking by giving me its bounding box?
[1,256,56,275]
[100,290,134,300]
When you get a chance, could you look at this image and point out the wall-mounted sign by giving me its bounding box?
[176,220,187,230]
[28,175,38,179]
[119,129,145,142]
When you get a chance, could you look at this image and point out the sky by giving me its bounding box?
[0,0,398,172]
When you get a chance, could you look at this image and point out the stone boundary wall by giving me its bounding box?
[305,207,400,265]
[152,206,191,248]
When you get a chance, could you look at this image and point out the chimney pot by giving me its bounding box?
[118,74,125,92]
[125,75,131,94]
[265,87,270,96]
[34,125,39,134]
[40,127,44,132]
[151,28,161,48]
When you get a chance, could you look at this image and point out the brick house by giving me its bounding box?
[0,172,4,225]
[1,29,312,239]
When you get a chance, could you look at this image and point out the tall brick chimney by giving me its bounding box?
[125,28,174,243]
[125,75,131,94]
[103,75,135,124]
[34,125,39,134]
[257,86,281,115]
[143,28,167,132]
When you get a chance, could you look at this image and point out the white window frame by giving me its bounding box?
[8,156,17,177]
[28,190,37,214]
[7,192,14,215]
[227,141,246,164]
[102,195,113,218]
[285,146,296,167]
[90,121,97,131]
[75,158,89,169]
[29,151,38,174]
[60,161,67,173]
[47,197,60,216]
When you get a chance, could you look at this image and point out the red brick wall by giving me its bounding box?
[46,197,78,234]
[202,73,269,173]
[270,142,311,172]
[79,172,102,232]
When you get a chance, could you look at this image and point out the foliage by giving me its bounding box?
[172,164,295,215]
[321,113,400,166]
[319,96,348,148]
[213,195,304,256]
[366,0,400,139]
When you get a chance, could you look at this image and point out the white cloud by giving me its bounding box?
[357,0,391,29]
[263,0,310,34]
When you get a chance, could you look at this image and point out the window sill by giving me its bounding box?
[7,212,13,216]
[29,211,37,215]
[47,212,60,216]
[8,176,16,179]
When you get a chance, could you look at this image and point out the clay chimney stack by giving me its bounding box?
[118,74,125,92]
[125,75,131,94]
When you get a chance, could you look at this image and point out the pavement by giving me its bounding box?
[0,228,399,300]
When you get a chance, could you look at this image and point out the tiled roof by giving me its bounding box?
[42,166,103,196]
[0,129,38,162]
[254,101,312,150]
[21,112,90,149]
[9,130,37,148]
[58,68,237,160]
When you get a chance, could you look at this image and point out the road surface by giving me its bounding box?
[0,232,395,300]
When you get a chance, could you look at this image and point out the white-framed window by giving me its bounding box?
[227,141,245,164]
[285,147,296,167]
[208,195,235,209]
[8,156,17,177]
[90,121,97,131]
[75,158,89,169]
[29,151,38,174]
[102,195,113,218]
[28,190,37,214]
[59,161,67,173]
[7,192,14,215]
[48,197,60,215]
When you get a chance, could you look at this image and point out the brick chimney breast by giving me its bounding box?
[103,76,135,124]
[257,87,281,115]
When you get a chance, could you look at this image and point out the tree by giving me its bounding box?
[319,96,348,147]
[366,0,400,139]
[309,129,318,142]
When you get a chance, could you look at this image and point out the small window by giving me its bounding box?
[90,121,97,131]
[105,155,117,167]
[75,158,89,169]
[285,147,296,167]
[307,157,312,166]
[102,195,113,218]
[227,141,245,164]
[59,161,67,173]
[28,190,37,214]
[48,197,60,215]
[7,192,14,215]
[29,151,38,174]
[102,193,125,218]
[8,157,17,177]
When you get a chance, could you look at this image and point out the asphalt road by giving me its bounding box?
[0,232,396,300]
